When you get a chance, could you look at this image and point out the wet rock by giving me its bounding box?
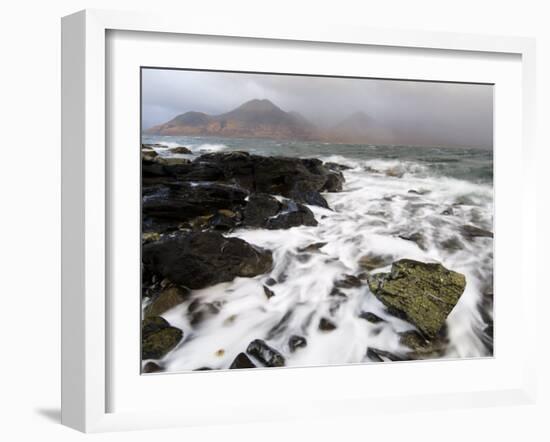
[460,224,493,239]
[439,236,463,252]
[367,259,466,337]
[325,162,352,171]
[142,316,183,359]
[229,352,256,369]
[263,285,275,299]
[408,189,430,195]
[208,213,237,232]
[154,157,192,166]
[288,335,307,352]
[398,232,428,251]
[246,339,285,367]
[298,242,327,253]
[366,348,403,362]
[142,316,170,337]
[243,193,281,227]
[142,232,273,289]
[168,146,192,154]
[142,148,159,161]
[359,312,385,324]
[385,167,404,178]
[144,285,189,317]
[265,200,317,229]
[399,330,448,359]
[358,254,392,271]
[288,188,329,208]
[142,232,161,243]
[188,300,223,326]
[265,277,277,286]
[441,207,454,216]
[192,152,343,208]
[142,361,163,373]
[142,182,248,226]
[319,317,337,331]
[334,274,363,289]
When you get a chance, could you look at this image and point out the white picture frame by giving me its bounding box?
[61,9,537,433]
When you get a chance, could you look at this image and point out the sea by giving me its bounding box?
[142,134,494,371]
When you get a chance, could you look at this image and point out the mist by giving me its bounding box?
[142,68,493,149]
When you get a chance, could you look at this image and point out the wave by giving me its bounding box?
[158,162,493,371]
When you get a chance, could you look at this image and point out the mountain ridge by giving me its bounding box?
[146,99,318,141]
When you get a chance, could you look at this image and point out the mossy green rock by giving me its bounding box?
[367,259,466,337]
[144,286,189,318]
[142,316,183,360]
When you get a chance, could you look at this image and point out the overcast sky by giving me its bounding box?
[141,68,493,149]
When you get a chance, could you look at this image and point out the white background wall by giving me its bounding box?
[0,0,547,440]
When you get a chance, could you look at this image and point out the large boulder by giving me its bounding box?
[143,182,248,222]
[367,259,466,337]
[189,152,343,208]
[142,232,273,289]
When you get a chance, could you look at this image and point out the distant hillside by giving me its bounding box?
[146,99,318,141]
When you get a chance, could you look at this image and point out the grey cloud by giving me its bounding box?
[141,68,493,149]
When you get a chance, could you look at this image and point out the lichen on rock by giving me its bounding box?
[367,259,466,337]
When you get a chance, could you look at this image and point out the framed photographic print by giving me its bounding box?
[61,9,537,432]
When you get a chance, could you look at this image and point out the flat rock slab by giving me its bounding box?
[367,259,466,337]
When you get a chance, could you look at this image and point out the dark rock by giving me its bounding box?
[460,224,493,239]
[441,207,454,216]
[319,317,337,331]
[142,361,163,373]
[242,193,281,227]
[192,152,343,207]
[142,316,183,359]
[367,348,403,362]
[325,162,352,171]
[142,182,248,225]
[142,148,159,161]
[359,312,385,324]
[208,213,237,232]
[298,242,327,253]
[358,255,392,271]
[188,300,223,326]
[399,330,448,359]
[263,285,275,299]
[168,146,192,154]
[289,188,329,208]
[154,157,192,166]
[142,232,273,289]
[408,189,430,195]
[367,259,466,337]
[288,335,307,352]
[265,200,318,229]
[229,352,256,369]
[246,339,285,367]
[142,316,170,338]
[334,274,363,289]
[144,285,189,317]
[265,277,277,286]
[398,232,427,251]
[439,236,463,252]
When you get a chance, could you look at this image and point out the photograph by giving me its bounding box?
[140,68,494,374]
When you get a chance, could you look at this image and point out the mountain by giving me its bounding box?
[146,99,318,141]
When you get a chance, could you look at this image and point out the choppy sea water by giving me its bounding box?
[142,135,494,371]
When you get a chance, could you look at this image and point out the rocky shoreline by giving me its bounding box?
[141,144,488,371]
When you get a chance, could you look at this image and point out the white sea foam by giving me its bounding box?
[156,160,493,372]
